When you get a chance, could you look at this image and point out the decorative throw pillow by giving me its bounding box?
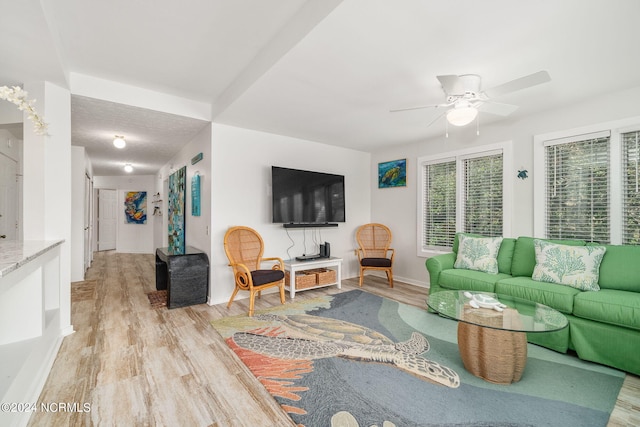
[454,235,503,274]
[532,239,606,291]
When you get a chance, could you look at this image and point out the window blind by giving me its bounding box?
[545,135,610,243]
[423,160,456,249]
[622,130,640,245]
[463,153,503,236]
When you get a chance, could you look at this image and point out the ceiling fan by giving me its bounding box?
[391,70,551,127]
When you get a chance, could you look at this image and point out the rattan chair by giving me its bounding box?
[356,223,394,288]
[223,226,286,316]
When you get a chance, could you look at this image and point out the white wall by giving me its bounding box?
[93,175,156,253]
[209,124,371,305]
[71,147,86,281]
[156,124,212,257]
[371,85,640,287]
[22,81,73,336]
[0,98,23,125]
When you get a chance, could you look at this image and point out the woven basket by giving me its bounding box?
[285,271,317,289]
[313,268,337,285]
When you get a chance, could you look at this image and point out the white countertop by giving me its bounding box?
[0,240,64,278]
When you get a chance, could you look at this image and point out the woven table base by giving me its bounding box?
[457,322,527,384]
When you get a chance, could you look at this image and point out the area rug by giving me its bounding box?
[146,290,167,309]
[211,290,625,427]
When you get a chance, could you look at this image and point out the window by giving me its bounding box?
[463,153,503,236]
[622,130,640,244]
[418,142,510,255]
[544,132,610,243]
[534,119,640,245]
[422,159,456,250]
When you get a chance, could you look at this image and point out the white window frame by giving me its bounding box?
[417,141,513,257]
[533,117,640,244]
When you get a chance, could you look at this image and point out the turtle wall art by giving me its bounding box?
[378,158,407,188]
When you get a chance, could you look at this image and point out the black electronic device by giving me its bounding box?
[320,242,330,258]
[272,166,345,226]
[295,254,320,261]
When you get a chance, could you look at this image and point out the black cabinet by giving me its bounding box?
[155,246,209,309]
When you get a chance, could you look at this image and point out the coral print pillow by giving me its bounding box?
[454,235,503,274]
[532,239,606,291]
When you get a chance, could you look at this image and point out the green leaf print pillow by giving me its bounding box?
[532,239,606,291]
[454,235,503,274]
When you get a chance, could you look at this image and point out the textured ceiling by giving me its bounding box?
[2,0,640,175]
[71,96,209,175]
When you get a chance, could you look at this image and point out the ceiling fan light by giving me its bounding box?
[113,136,126,149]
[124,163,133,173]
[446,106,478,127]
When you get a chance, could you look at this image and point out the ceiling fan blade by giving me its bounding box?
[390,102,452,113]
[483,70,551,98]
[476,101,519,116]
[437,75,465,95]
[426,110,446,127]
[390,104,437,113]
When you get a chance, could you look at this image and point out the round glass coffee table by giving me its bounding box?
[427,290,568,384]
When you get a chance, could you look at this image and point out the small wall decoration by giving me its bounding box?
[517,169,529,180]
[124,191,147,224]
[168,166,186,253]
[378,158,407,188]
[191,173,201,216]
[191,152,203,165]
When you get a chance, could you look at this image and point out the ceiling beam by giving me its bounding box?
[211,0,343,118]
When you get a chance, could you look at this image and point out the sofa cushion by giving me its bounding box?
[573,290,640,330]
[511,236,586,277]
[495,277,580,314]
[440,269,510,293]
[454,234,503,274]
[597,244,640,292]
[532,240,606,291]
[452,233,516,275]
[496,238,516,275]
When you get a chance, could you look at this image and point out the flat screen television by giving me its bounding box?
[272,166,345,226]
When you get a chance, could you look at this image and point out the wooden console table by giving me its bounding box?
[284,257,342,298]
[155,246,209,309]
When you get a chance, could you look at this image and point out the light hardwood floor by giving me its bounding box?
[29,252,639,426]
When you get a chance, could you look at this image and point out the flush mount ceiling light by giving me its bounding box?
[446,103,478,127]
[113,135,126,149]
[124,163,133,173]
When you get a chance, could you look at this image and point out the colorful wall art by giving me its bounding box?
[378,158,407,188]
[124,191,147,224]
[168,166,186,253]
[191,173,201,216]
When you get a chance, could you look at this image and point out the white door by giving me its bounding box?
[98,189,117,251]
[0,153,18,241]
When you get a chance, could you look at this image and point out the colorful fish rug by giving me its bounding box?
[211,290,624,427]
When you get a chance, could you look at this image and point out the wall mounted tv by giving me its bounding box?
[272,166,345,227]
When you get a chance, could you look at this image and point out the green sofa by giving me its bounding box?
[426,234,640,376]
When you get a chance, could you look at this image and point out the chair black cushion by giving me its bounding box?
[251,269,285,286]
[361,257,392,268]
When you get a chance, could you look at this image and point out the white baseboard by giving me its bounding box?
[350,271,430,288]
